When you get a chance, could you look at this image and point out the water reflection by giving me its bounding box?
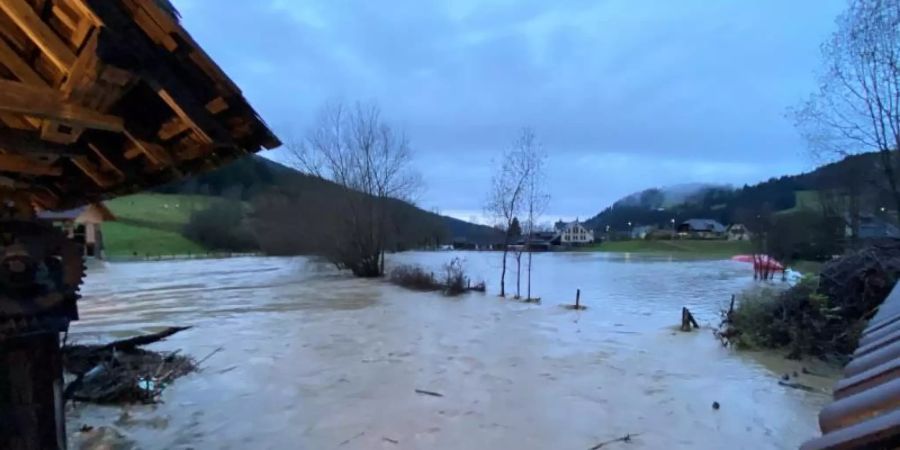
[69,252,833,449]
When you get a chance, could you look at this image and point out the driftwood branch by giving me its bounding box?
[414,389,444,397]
[101,326,191,351]
[590,433,640,449]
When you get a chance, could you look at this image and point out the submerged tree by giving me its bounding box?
[286,101,421,277]
[795,0,900,222]
[486,133,533,297]
[521,130,549,301]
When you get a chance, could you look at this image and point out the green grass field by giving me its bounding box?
[585,239,753,257]
[103,193,216,258]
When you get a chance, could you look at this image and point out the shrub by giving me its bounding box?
[183,200,257,252]
[389,264,440,291]
[388,258,476,297]
[726,275,867,359]
[442,258,467,296]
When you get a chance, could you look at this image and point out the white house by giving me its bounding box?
[37,203,116,260]
[560,221,595,245]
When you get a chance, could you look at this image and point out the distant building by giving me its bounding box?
[37,203,116,260]
[852,214,900,239]
[560,220,595,245]
[726,224,751,241]
[451,237,478,250]
[677,219,726,239]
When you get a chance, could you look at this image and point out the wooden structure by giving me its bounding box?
[802,284,900,449]
[0,1,279,448]
[37,202,114,259]
[0,0,279,210]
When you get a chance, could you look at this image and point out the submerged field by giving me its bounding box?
[586,239,753,257]
[70,252,834,449]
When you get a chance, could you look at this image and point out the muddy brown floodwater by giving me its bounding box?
[67,252,838,449]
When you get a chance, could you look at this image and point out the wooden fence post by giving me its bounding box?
[576,289,581,309]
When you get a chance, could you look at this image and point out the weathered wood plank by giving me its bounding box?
[0,79,123,132]
[123,131,173,166]
[70,155,113,187]
[0,0,76,73]
[158,116,190,141]
[50,5,77,32]
[0,153,62,176]
[205,97,228,114]
[0,128,83,156]
[63,0,102,27]
[0,34,44,85]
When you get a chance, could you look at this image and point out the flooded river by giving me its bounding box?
[68,252,836,449]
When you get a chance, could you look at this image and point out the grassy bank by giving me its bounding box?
[104,194,215,258]
[585,239,753,257]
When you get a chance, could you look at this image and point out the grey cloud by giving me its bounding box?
[174,0,847,219]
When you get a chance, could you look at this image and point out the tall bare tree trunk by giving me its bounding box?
[515,252,522,298]
[527,248,533,300]
[499,247,508,297]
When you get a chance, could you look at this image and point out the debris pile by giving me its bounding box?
[718,240,900,359]
[818,239,900,322]
[64,327,196,404]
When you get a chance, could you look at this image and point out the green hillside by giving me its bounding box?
[103,194,214,258]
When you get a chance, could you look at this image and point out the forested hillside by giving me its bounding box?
[155,155,501,248]
[586,151,891,232]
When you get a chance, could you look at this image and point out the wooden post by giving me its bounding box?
[575,289,581,309]
[728,294,735,316]
[681,307,700,331]
[0,332,66,450]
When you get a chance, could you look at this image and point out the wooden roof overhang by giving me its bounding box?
[0,0,280,210]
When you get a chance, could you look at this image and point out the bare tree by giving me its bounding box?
[286,101,421,277]
[795,0,900,222]
[486,133,533,297]
[521,129,549,301]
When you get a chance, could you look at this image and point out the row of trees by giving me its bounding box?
[485,128,548,299]
[264,99,552,300]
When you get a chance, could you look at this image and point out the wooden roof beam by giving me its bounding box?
[0,79,123,132]
[0,128,85,157]
[0,153,62,176]
[0,0,76,73]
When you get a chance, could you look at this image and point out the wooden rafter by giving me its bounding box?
[0,79,123,132]
[0,128,84,156]
[63,0,103,27]
[70,155,113,187]
[205,97,228,115]
[86,0,235,146]
[0,153,61,176]
[0,0,76,73]
[123,130,172,166]
[0,33,44,85]
[87,142,123,179]
[50,5,78,32]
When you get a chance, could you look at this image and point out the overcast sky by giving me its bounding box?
[173,0,847,223]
